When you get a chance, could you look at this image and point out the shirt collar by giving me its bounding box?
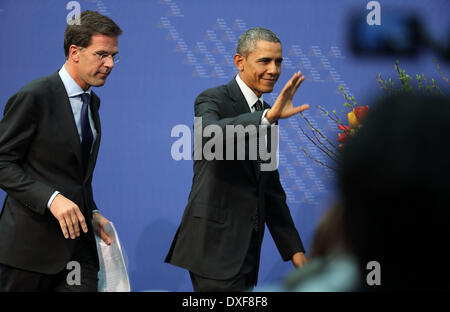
[58,65,91,98]
[235,74,263,111]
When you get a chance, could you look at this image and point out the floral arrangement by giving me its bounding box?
[337,103,369,149]
[300,60,448,171]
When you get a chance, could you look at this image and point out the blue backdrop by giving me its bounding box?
[0,0,449,291]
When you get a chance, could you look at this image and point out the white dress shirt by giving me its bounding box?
[235,74,272,125]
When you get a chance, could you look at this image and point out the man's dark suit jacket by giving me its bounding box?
[166,78,305,280]
[0,72,101,274]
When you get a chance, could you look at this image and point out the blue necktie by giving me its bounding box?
[80,93,93,171]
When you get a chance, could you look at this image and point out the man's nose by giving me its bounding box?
[267,61,279,75]
[103,56,115,69]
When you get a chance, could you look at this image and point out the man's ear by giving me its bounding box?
[68,44,81,62]
[234,54,245,72]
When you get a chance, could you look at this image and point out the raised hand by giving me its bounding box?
[266,71,309,123]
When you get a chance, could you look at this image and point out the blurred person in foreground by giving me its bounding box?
[255,202,359,292]
[260,94,450,291]
[339,94,450,291]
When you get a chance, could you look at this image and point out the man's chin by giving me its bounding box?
[261,86,274,94]
[91,79,106,87]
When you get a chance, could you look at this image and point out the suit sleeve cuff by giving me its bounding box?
[261,109,272,125]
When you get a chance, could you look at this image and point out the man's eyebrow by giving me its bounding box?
[257,57,284,62]
[96,50,119,55]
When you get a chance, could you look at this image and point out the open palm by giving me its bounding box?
[266,71,309,122]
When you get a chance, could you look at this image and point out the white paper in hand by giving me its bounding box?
[95,222,131,292]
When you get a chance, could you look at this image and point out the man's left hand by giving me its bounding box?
[265,71,309,123]
[291,252,308,269]
[92,212,111,245]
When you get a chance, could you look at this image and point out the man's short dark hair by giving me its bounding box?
[236,27,280,57]
[64,10,122,58]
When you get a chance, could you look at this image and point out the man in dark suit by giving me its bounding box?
[166,27,310,291]
[0,11,122,291]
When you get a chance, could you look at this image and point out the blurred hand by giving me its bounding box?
[292,252,308,269]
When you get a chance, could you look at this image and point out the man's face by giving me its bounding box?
[235,40,282,97]
[75,34,119,90]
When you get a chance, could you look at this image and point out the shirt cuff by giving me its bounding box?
[261,109,272,125]
[47,191,60,209]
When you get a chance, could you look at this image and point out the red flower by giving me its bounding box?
[353,105,369,123]
[338,132,349,143]
[338,124,352,144]
[338,124,351,132]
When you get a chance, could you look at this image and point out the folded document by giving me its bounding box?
[95,222,131,292]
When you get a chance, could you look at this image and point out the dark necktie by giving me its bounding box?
[80,93,93,172]
[253,100,264,232]
[253,100,273,172]
[253,100,264,172]
[253,100,263,112]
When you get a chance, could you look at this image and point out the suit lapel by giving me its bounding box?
[226,79,260,180]
[84,93,101,183]
[227,79,251,116]
[49,72,84,174]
